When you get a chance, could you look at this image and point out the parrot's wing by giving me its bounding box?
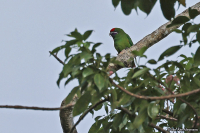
[126,34,134,46]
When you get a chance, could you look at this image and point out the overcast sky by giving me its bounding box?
[0,1,200,133]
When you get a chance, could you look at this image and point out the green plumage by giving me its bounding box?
[110,28,134,53]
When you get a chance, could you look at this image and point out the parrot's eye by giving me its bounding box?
[109,31,118,36]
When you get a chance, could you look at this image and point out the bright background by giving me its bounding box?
[0,1,199,133]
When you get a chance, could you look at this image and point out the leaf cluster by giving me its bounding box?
[112,0,187,20]
[52,26,200,132]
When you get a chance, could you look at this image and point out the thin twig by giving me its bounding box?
[49,51,65,65]
[153,76,199,129]
[0,103,75,111]
[117,107,135,116]
[162,109,173,116]
[158,115,177,121]
[110,78,200,100]
[119,105,169,132]
[69,98,108,133]
[148,123,169,133]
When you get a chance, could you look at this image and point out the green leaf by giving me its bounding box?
[64,76,73,86]
[138,0,157,15]
[147,102,160,119]
[83,30,93,40]
[73,91,91,116]
[177,114,189,127]
[94,74,105,91]
[68,30,83,41]
[111,89,118,110]
[189,8,199,19]
[132,46,148,57]
[89,121,101,133]
[194,46,200,65]
[167,16,190,28]
[132,68,150,78]
[160,0,175,20]
[178,0,186,6]
[51,45,65,54]
[63,64,73,77]
[92,43,102,53]
[112,0,120,8]
[173,29,182,33]
[121,0,135,15]
[65,39,78,47]
[196,31,200,43]
[83,68,94,77]
[57,72,64,87]
[113,112,124,130]
[80,51,92,62]
[118,94,132,106]
[104,102,109,114]
[83,42,91,48]
[132,107,148,128]
[158,45,182,61]
[94,103,103,111]
[64,47,71,58]
[182,23,192,33]
[187,24,200,33]
[147,59,157,64]
[64,86,79,104]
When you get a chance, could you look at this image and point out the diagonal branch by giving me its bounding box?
[110,78,200,100]
[107,2,200,72]
[148,123,169,133]
[49,51,65,65]
[119,106,169,133]
[69,98,108,133]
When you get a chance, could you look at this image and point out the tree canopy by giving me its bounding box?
[50,1,200,133]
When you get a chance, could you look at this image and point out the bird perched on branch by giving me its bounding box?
[109,28,134,54]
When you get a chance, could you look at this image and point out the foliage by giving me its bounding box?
[112,0,187,20]
[52,1,200,133]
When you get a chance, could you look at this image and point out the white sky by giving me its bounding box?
[0,0,199,133]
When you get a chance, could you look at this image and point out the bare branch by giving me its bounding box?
[110,78,200,100]
[49,51,65,65]
[117,106,135,116]
[0,104,74,111]
[162,109,173,116]
[158,115,177,121]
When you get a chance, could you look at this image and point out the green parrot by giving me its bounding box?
[109,28,134,54]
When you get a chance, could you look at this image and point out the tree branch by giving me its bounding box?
[154,76,199,130]
[110,78,200,100]
[107,2,200,72]
[49,51,65,65]
[60,95,78,133]
[69,98,108,133]
[118,107,169,133]
[117,106,135,116]
[49,2,200,133]
[158,115,177,121]
[162,109,173,116]
[148,123,169,133]
[0,104,75,111]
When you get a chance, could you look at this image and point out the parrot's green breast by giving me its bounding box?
[114,33,133,53]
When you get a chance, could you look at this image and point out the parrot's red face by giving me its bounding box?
[109,28,118,37]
